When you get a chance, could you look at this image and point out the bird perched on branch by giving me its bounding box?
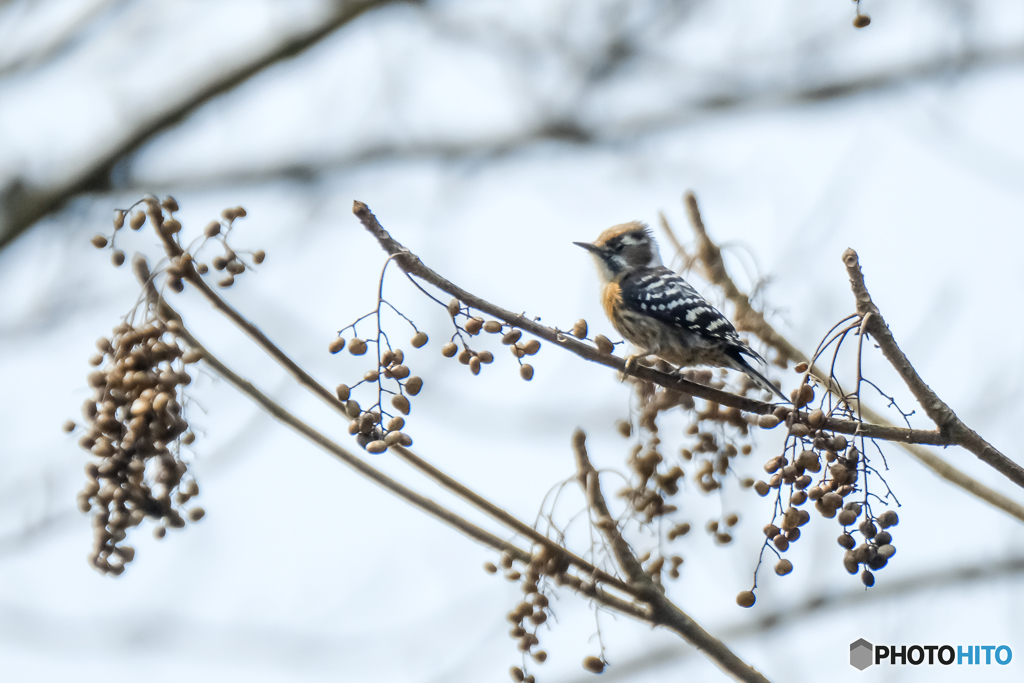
[575,221,785,401]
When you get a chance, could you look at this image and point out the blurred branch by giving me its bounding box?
[0,0,129,79]
[0,0,400,251]
[116,39,1024,192]
[667,192,1024,522]
[572,429,770,683]
[562,553,1024,683]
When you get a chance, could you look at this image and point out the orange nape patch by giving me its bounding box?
[601,281,623,321]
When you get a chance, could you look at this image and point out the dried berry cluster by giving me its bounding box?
[739,362,900,603]
[482,544,609,681]
[604,365,758,575]
[75,317,203,575]
[93,197,265,292]
[441,298,539,381]
[331,333,423,453]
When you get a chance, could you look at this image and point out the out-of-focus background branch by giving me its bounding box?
[2,1,1023,682]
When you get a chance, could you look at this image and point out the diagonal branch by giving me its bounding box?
[843,248,1024,488]
[0,0,398,251]
[571,429,770,683]
[672,192,1024,522]
[351,201,978,450]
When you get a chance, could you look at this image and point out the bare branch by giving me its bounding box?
[671,193,1024,522]
[571,429,771,683]
[843,248,1024,489]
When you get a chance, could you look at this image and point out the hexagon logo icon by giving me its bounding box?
[850,639,873,670]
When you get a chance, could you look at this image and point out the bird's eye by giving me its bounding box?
[613,242,624,253]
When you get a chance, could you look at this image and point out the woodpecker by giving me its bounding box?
[575,221,785,401]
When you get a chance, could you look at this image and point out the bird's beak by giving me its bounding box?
[573,241,600,253]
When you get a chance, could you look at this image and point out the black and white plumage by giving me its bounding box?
[574,221,786,401]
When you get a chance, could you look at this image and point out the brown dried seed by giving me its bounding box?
[877,543,896,559]
[510,666,525,683]
[441,342,458,358]
[252,250,266,264]
[363,370,380,383]
[129,210,146,230]
[753,480,770,496]
[391,395,411,415]
[163,218,182,234]
[853,14,871,28]
[775,559,793,576]
[329,337,346,354]
[582,657,605,674]
[501,329,522,345]
[218,275,234,287]
[615,420,631,438]
[187,508,205,522]
[336,384,350,401]
[226,260,245,274]
[532,651,547,663]
[725,513,739,527]
[405,376,423,396]
[773,535,789,552]
[345,400,361,418]
[594,334,614,354]
[458,349,472,365]
[790,423,809,437]
[91,234,108,248]
[523,339,540,355]
[390,365,409,380]
[469,357,481,375]
[794,361,809,373]
[483,562,498,574]
[571,318,588,339]
[111,250,125,267]
[877,510,899,528]
[837,509,857,526]
[465,317,483,335]
[161,196,178,212]
[763,523,780,538]
[519,364,534,381]
[409,331,428,348]
[736,590,756,608]
[875,531,892,545]
[757,414,781,429]
[808,409,825,428]
[212,256,228,271]
[386,416,405,431]
[483,320,503,333]
[447,298,460,317]
[830,435,848,451]
[366,440,388,454]
[477,350,493,364]
[62,419,77,433]
[348,338,368,355]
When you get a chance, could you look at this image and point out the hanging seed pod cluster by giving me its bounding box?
[76,317,203,575]
[441,298,540,381]
[739,362,900,604]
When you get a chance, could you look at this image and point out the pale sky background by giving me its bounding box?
[1,1,1024,682]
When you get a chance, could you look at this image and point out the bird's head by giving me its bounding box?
[574,221,662,281]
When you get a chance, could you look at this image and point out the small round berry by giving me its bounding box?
[877,510,899,528]
[447,298,460,317]
[391,395,410,415]
[348,338,368,356]
[861,568,875,586]
[441,342,458,358]
[129,211,146,230]
[366,440,388,454]
[736,591,756,608]
[336,384,350,401]
[519,364,534,381]
[853,14,871,28]
[582,657,605,674]
[483,321,503,334]
[187,508,205,522]
[572,319,588,339]
[594,334,614,354]
[794,362,809,373]
[111,250,125,267]
[465,317,483,335]
[411,331,428,348]
[328,337,346,354]
[405,376,423,396]
[775,559,793,576]
[91,235,108,248]
[252,250,266,264]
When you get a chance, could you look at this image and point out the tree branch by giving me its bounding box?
[670,192,1024,522]
[571,429,770,683]
[350,200,987,451]
[0,0,399,251]
[843,248,1024,489]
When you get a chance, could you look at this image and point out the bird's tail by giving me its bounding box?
[728,347,788,403]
